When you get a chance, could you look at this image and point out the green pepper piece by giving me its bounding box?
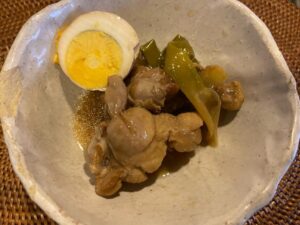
[135,50,147,66]
[164,43,221,146]
[200,65,228,88]
[171,35,195,60]
[160,35,199,68]
[140,39,161,67]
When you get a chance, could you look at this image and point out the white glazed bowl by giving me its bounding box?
[1,0,300,225]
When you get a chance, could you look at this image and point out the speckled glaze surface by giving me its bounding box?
[1,0,299,225]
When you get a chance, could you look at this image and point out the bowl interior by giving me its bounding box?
[3,0,298,224]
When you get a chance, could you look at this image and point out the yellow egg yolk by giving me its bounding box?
[65,31,123,89]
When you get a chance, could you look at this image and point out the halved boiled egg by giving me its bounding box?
[56,11,139,90]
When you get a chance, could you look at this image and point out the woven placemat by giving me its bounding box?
[0,0,299,224]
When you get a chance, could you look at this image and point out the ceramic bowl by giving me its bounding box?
[1,0,299,224]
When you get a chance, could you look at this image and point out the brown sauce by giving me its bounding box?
[73,91,108,150]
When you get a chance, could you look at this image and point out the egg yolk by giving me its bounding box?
[65,31,123,89]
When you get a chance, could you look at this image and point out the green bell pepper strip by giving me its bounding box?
[160,35,198,68]
[140,39,161,68]
[164,43,221,146]
[171,35,195,60]
[135,50,147,66]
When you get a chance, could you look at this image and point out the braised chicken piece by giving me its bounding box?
[86,124,126,197]
[168,113,203,152]
[86,107,203,196]
[128,66,179,113]
[107,107,166,173]
[104,75,128,117]
[155,112,203,152]
[154,113,177,141]
[214,81,244,111]
[87,122,149,196]
[94,168,125,197]
[86,124,107,175]
[86,107,167,196]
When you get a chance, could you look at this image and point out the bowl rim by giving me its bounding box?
[1,0,300,224]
